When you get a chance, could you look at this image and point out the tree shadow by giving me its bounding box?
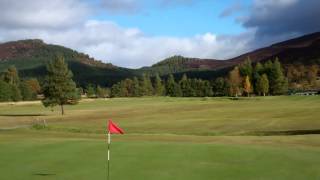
[250,129,320,136]
[33,173,56,176]
[0,114,46,117]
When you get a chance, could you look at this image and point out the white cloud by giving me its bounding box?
[0,0,90,29]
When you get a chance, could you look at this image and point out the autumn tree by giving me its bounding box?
[243,75,252,97]
[228,66,242,97]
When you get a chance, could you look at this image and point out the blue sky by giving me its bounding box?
[97,0,249,37]
[0,0,319,68]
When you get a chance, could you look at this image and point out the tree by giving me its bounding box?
[228,66,242,97]
[86,84,96,98]
[132,77,141,97]
[243,75,252,97]
[25,78,41,94]
[307,65,319,88]
[166,74,180,97]
[4,66,20,85]
[0,80,12,102]
[256,74,269,96]
[154,73,165,96]
[20,81,37,101]
[179,74,193,97]
[253,62,264,94]
[212,77,226,96]
[96,86,109,98]
[239,57,253,79]
[269,59,287,95]
[42,55,80,115]
[140,73,153,96]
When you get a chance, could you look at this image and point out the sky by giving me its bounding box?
[0,0,319,68]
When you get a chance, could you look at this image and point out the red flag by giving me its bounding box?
[108,120,124,134]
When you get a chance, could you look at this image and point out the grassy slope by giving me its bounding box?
[0,96,320,180]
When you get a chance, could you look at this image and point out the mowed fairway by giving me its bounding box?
[0,96,320,179]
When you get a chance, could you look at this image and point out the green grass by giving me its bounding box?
[0,96,320,179]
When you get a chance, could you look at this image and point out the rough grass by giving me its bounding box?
[1,96,320,179]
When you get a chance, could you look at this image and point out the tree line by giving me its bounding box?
[0,66,41,102]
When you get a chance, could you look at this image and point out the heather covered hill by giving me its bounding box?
[0,39,137,86]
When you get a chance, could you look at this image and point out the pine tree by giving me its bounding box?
[179,74,193,97]
[132,77,141,97]
[257,74,269,96]
[4,66,20,85]
[212,77,226,96]
[243,75,252,97]
[253,62,264,94]
[166,74,176,97]
[0,80,12,102]
[154,73,165,96]
[140,73,153,96]
[42,55,80,115]
[269,59,287,95]
[86,84,96,98]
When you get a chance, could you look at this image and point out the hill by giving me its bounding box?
[1,32,320,86]
[141,32,320,79]
[0,39,137,86]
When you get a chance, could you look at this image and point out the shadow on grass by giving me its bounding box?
[33,173,56,176]
[0,114,46,117]
[248,129,320,136]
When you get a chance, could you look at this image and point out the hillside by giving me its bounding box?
[142,32,320,78]
[0,39,137,86]
[1,32,320,86]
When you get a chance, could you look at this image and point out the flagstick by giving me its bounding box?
[107,131,111,180]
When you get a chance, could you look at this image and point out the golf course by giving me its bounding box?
[1,96,320,180]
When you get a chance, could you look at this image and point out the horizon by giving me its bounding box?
[0,0,320,68]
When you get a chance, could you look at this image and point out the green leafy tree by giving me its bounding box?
[20,81,37,101]
[257,74,269,96]
[239,57,253,79]
[154,73,165,96]
[4,66,20,85]
[42,55,80,115]
[96,86,109,98]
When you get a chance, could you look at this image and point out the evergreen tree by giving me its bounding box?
[212,77,226,96]
[203,80,213,97]
[166,74,176,97]
[228,66,242,97]
[140,73,153,96]
[243,75,252,97]
[253,62,264,93]
[42,55,80,115]
[132,77,141,97]
[269,59,287,95]
[86,84,96,98]
[111,83,121,97]
[257,74,269,96]
[0,80,12,102]
[179,74,193,97]
[154,73,165,96]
